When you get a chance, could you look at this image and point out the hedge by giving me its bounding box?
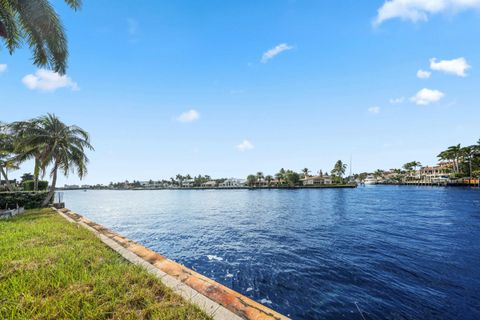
[0,192,50,209]
[22,180,49,191]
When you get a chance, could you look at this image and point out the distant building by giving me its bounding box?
[419,165,451,183]
[202,181,217,188]
[301,175,332,186]
[220,178,245,188]
[139,180,163,188]
[64,184,80,189]
[182,179,195,188]
[81,185,92,189]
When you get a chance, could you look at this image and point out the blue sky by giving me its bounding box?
[1,0,480,185]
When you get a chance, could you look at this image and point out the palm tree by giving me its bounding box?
[373,169,385,179]
[0,127,16,191]
[284,170,300,187]
[446,144,462,173]
[256,171,264,185]
[331,160,347,178]
[275,168,286,185]
[462,146,478,180]
[0,0,81,74]
[402,162,414,172]
[20,172,34,183]
[22,114,93,206]
[176,174,184,186]
[265,175,273,186]
[302,168,310,178]
[8,119,46,191]
[246,175,257,187]
[413,161,422,173]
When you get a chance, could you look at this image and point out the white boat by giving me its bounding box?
[363,175,377,185]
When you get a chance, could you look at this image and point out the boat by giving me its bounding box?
[363,175,377,185]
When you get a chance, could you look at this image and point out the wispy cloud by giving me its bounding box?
[236,139,254,152]
[261,43,293,63]
[127,18,141,42]
[22,69,79,92]
[430,57,470,77]
[0,64,7,74]
[368,106,381,114]
[389,97,405,104]
[373,0,480,26]
[176,109,200,123]
[411,88,444,105]
[416,69,431,79]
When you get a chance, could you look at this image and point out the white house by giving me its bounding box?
[202,181,217,188]
[220,178,245,188]
[301,175,332,186]
[182,179,195,187]
[139,181,160,188]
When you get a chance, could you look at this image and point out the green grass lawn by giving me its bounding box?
[0,208,211,320]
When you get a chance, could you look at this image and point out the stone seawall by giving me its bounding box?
[52,207,290,320]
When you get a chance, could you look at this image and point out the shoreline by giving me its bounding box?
[58,184,358,191]
[52,207,290,320]
[56,182,480,191]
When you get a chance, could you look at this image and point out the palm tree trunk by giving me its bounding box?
[33,157,40,191]
[0,165,12,191]
[42,166,58,206]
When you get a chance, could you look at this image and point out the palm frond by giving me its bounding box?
[0,0,81,74]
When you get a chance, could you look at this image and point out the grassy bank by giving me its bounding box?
[0,208,210,320]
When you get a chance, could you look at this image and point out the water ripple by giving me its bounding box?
[64,186,480,319]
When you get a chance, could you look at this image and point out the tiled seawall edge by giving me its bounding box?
[52,207,290,320]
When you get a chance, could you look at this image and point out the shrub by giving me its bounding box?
[22,180,49,191]
[0,192,49,209]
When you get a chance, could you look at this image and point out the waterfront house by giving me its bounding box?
[202,181,217,188]
[220,178,245,188]
[64,184,80,189]
[301,175,332,186]
[419,164,451,184]
[182,179,195,188]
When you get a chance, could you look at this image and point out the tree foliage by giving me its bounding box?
[0,0,82,74]
[2,114,93,206]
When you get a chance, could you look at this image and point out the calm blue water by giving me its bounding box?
[63,186,480,319]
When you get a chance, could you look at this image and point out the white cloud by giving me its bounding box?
[368,106,381,114]
[261,43,293,63]
[236,139,254,152]
[176,109,200,123]
[430,57,470,77]
[0,64,7,73]
[411,88,444,105]
[22,69,79,92]
[374,0,480,26]
[417,69,431,79]
[389,97,405,104]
